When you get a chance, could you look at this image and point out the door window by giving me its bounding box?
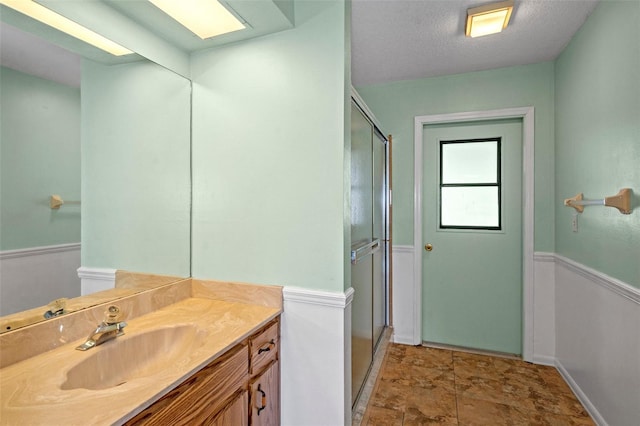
[439,138,501,230]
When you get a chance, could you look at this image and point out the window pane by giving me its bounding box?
[441,187,499,227]
[442,141,498,184]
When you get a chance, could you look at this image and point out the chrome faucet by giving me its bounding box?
[76,305,127,351]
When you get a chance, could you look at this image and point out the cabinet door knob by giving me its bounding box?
[424,243,433,252]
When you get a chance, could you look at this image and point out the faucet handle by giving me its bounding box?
[43,298,68,319]
[104,305,124,324]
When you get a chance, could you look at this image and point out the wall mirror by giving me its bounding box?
[0,0,294,332]
[0,3,192,330]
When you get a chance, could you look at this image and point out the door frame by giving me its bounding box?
[413,107,535,361]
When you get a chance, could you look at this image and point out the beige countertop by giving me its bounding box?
[0,297,280,425]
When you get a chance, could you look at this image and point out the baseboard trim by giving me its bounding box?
[532,354,556,366]
[0,243,80,260]
[283,286,355,308]
[392,333,416,345]
[554,254,640,305]
[555,359,607,426]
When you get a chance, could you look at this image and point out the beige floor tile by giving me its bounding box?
[402,405,458,425]
[359,344,594,426]
[381,362,455,392]
[371,380,457,416]
[533,411,595,425]
[457,396,529,426]
[387,344,454,370]
[455,375,538,412]
[363,405,404,426]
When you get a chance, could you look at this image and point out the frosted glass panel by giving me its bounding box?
[442,141,497,184]
[441,187,499,227]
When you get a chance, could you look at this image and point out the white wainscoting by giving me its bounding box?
[0,243,81,316]
[281,286,354,426]
[391,245,417,345]
[532,252,556,365]
[77,266,116,295]
[554,254,640,426]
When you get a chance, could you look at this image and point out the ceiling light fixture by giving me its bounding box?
[0,0,133,56]
[148,0,245,40]
[466,0,514,38]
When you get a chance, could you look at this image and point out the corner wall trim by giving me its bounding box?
[77,266,117,296]
[554,254,640,305]
[533,251,556,263]
[0,243,81,260]
[283,286,355,308]
[392,245,414,254]
[555,359,607,426]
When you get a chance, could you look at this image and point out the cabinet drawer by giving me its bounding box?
[125,344,249,425]
[249,320,279,375]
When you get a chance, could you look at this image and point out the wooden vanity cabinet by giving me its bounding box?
[248,319,280,426]
[125,317,280,426]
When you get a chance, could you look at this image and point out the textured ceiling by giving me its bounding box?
[352,0,600,87]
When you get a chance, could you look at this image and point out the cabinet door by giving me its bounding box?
[250,360,279,426]
[212,390,248,425]
[125,345,248,425]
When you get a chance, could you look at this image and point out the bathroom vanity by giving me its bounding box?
[126,318,280,425]
[0,278,282,425]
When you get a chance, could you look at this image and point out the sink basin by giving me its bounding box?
[61,325,206,390]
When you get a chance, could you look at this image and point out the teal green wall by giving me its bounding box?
[555,0,640,287]
[81,59,191,276]
[0,67,80,250]
[357,62,556,250]
[191,0,350,292]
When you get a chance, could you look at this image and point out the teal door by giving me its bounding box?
[422,119,523,355]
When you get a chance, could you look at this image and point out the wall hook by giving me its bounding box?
[50,194,81,210]
[564,188,633,215]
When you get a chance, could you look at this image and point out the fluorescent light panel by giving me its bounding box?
[466,0,514,38]
[149,0,245,40]
[0,0,132,56]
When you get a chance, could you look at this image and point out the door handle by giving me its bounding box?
[424,243,433,252]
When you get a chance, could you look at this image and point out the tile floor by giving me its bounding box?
[359,344,595,425]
